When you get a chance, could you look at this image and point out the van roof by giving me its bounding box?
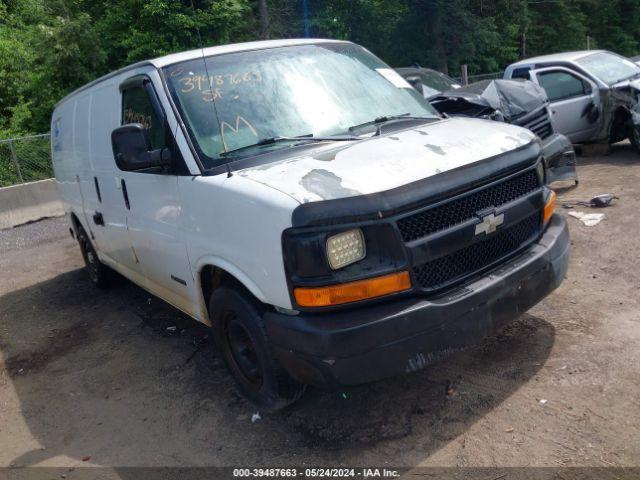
[56,38,349,107]
[508,50,606,69]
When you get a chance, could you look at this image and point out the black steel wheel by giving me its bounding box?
[224,311,264,388]
[210,286,305,410]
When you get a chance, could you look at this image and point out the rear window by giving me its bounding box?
[511,67,532,80]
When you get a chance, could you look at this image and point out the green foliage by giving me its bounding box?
[3,0,640,138]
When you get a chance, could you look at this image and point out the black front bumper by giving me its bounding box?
[266,215,570,389]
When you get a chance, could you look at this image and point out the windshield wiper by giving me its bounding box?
[347,113,438,134]
[220,133,359,157]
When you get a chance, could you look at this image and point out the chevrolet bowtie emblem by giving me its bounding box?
[475,212,505,236]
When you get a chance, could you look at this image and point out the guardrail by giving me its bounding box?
[0,133,52,188]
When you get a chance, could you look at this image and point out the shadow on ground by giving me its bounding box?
[0,266,555,466]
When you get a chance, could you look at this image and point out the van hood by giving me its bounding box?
[236,117,537,204]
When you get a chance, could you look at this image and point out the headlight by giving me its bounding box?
[326,228,366,270]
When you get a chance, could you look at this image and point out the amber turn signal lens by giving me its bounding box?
[543,189,557,224]
[294,271,412,308]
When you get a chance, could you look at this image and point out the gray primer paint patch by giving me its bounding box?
[424,144,446,155]
[300,169,360,200]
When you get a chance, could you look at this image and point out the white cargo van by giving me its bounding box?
[52,39,570,409]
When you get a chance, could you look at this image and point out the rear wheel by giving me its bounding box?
[209,286,305,410]
[76,224,113,289]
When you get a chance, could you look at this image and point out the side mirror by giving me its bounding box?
[111,123,171,171]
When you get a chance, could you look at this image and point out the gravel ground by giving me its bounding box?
[0,144,639,470]
[0,216,69,251]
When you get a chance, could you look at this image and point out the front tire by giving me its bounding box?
[209,286,305,410]
[76,225,113,289]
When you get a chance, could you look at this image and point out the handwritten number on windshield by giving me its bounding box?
[179,71,261,94]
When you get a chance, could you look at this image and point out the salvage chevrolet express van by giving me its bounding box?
[51,39,570,409]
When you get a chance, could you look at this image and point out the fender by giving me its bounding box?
[193,254,270,325]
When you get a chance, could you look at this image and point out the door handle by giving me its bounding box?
[93,211,105,226]
[121,179,130,210]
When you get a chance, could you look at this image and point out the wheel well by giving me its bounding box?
[69,212,93,242]
[70,212,81,230]
[69,212,84,239]
[200,266,258,315]
[609,106,632,143]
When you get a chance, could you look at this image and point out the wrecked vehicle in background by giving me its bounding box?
[504,50,640,151]
[396,66,461,99]
[428,79,578,184]
[51,39,570,409]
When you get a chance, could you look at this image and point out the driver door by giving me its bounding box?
[116,73,197,316]
[529,66,601,143]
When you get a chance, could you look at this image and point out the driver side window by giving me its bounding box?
[538,71,590,102]
[121,86,167,150]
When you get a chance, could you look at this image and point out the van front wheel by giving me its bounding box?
[209,287,305,410]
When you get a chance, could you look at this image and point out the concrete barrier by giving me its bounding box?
[0,179,64,230]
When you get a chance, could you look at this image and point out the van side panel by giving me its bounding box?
[81,79,136,267]
[51,100,84,226]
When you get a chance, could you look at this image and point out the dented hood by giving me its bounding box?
[430,79,548,121]
[236,117,537,204]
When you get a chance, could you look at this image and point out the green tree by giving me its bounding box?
[4,0,640,137]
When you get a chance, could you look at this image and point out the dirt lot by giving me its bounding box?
[1,144,639,470]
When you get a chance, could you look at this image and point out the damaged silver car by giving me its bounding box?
[504,50,640,150]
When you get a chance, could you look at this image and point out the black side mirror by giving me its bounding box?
[111,123,171,171]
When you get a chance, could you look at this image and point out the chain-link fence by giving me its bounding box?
[0,134,52,188]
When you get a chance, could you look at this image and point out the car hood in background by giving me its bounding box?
[236,117,537,204]
[430,79,549,121]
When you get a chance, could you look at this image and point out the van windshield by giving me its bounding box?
[162,43,439,169]
[576,51,640,85]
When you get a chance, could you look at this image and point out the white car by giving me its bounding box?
[52,39,569,409]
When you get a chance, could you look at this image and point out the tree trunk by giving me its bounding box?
[258,0,269,40]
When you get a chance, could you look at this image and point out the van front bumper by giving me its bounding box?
[265,215,570,389]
